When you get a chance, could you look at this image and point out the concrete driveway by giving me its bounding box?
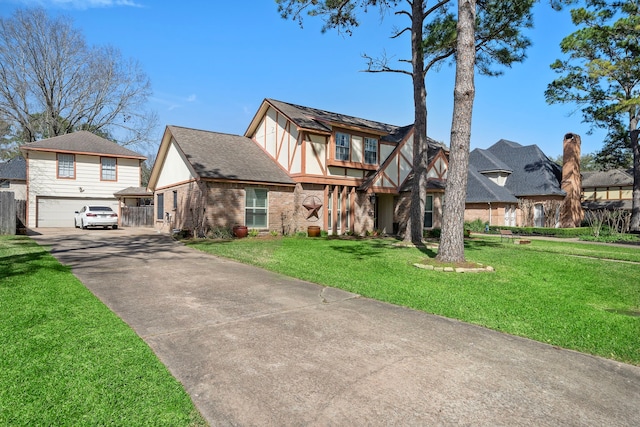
[31,228,640,426]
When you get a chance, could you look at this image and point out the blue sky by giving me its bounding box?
[0,0,607,159]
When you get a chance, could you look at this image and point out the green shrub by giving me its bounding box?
[248,228,260,237]
[425,228,441,238]
[464,218,487,232]
[485,226,590,238]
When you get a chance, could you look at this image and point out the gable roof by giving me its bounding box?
[19,131,146,159]
[0,156,26,180]
[162,126,295,186]
[484,139,564,197]
[582,169,633,187]
[246,98,414,144]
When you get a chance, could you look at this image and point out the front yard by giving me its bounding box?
[0,236,206,426]
[187,235,640,366]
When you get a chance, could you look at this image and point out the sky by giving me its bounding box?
[0,0,608,159]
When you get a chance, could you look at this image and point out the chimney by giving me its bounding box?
[560,133,583,228]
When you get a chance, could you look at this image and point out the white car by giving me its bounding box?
[74,205,119,229]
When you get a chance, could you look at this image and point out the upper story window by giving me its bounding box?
[335,132,350,161]
[364,137,378,164]
[101,157,117,181]
[0,180,9,188]
[57,153,75,179]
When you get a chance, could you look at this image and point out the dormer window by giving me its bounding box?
[364,137,377,164]
[335,132,350,161]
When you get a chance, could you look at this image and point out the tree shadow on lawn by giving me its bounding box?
[330,238,438,260]
[0,250,71,285]
[463,238,505,252]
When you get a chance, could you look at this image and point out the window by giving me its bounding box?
[0,180,9,188]
[364,137,378,164]
[424,195,433,228]
[335,132,350,161]
[245,188,268,228]
[101,157,117,181]
[57,153,75,178]
[157,193,164,220]
[173,190,178,210]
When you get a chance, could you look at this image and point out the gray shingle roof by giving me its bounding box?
[466,167,519,203]
[485,139,564,197]
[113,186,152,197]
[266,99,413,144]
[581,169,633,187]
[20,131,146,159]
[168,126,295,185]
[469,148,512,173]
[0,156,26,180]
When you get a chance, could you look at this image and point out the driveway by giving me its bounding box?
[31,228,640,426]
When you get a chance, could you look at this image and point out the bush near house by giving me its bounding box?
[485,226,592,238]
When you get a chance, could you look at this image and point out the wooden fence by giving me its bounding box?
[121,206,153,228]
[1,192,25,235]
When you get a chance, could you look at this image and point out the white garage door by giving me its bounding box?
[37,197,119,227]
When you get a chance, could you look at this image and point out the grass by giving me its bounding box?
[0,236,207,426]
[186,235,640,366]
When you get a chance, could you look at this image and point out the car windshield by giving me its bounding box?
[89,206,113,212]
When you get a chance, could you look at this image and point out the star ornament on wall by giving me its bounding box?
[303,196,323,220]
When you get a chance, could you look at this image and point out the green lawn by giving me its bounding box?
[0,236,207,426]
[187,235,640,366]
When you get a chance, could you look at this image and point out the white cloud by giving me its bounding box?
[186,94,197,103]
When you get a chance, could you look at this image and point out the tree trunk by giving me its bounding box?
[406,0,428,244]
[437,0,476,263]
[630,127,640,232]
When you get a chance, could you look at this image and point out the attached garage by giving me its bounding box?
[36,197,119,227]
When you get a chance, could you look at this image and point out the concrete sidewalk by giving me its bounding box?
[32,228,640,426]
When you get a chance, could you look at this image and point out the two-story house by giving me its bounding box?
[20,131,147,228]
[148,98,448,235]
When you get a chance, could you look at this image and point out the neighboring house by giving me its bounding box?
[0,156,27,200]
[20,131,146,228]
[465,139,568,228]
[581,169,633,211]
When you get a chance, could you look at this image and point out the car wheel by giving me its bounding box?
[74,219,79,229]
[81,220,87,230]
[112,225,118,230]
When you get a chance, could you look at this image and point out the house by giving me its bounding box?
[149,99,446,234]
[581,168,633,211]
[150,98,579,236]
[0,156,27,200]
[149,99,449,235]
[244,99,448,235]
[20,131,147,228]
[465,138,570,228]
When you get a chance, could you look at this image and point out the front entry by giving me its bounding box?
[376,194,394,234]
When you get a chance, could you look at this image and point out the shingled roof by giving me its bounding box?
[466,167,519,203]
[469,148,512,173]
[167,126,295,186]
[260,99,414,144]
[20,131,146,159]
[484,139,564,197]
[0,156,26,180]
[582,169,633,187]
